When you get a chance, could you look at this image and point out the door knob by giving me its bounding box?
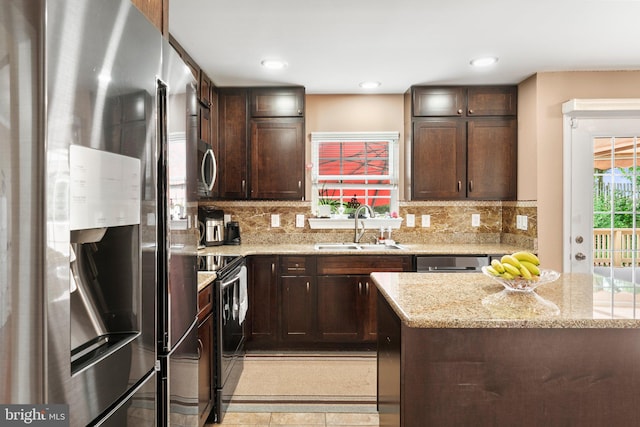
[575,252,586,261]
[575,236,584,244]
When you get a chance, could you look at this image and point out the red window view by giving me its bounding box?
[318,141,391,212]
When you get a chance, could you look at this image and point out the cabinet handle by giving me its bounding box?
[298,180,301,189]
[306,281,310,292]
[468,109,474,115]
[358,282,362,294]
[457,181,462,192]
[365,281,369,296]
[242,179,246,191]
[457,108,463,115]
[469,180,474,192]
[271,263,275,275]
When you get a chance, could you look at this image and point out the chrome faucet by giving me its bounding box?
[353,204,374,243]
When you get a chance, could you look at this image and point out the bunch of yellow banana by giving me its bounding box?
[485,251,541,281]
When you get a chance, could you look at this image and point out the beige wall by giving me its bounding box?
[516,75,538,200]
[519,70,640,271]
[305,94,405,198]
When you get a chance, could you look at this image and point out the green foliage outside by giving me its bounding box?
[593,167,640,228]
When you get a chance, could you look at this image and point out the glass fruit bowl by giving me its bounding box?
[481,266,560,292]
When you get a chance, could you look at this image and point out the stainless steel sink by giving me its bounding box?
[314,243,361,250]
[314,243,406,251]
[358,243,405,250]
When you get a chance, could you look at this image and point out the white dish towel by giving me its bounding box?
[239,265,248,324]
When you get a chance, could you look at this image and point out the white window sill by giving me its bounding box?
[307,217,403,230]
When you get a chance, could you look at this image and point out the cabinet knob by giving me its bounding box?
[457,109,463,115]
[468,109,474,115]
[297,109,302,115]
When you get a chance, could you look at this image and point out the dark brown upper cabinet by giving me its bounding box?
[406,85,517,201]
[412,87,466,117]
[250,87,305,117]
[412,86,516,117]
[218,87,305,200]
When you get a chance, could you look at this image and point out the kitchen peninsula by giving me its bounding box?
[373,272,640,427]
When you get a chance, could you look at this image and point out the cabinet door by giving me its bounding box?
[247,256,279,346]
[199,73,212,108]
[412,119,467,200]
[199,105,210,143]
[218,89,248,199]
[316,276,362,342]
[412,87,465,117]
[250,87,305,117]
[467,86,517,116]
[197,313,213,426]
[281,276,315,342]
[467,118,517,200]
[377,296,401,427]
[250,118,304,199]
[362,278,378,343]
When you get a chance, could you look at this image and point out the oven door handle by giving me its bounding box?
[220,272,239,289]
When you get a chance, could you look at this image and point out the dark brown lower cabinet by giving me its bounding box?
[197,285,214,426]
[281,275,315,342]
[246,254,411,350]
[246,256,279,347]
[316,276,363,342]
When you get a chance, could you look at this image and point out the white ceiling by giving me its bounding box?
[168,0,640,94]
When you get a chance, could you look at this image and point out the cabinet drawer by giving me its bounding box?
[197,284,213,321]
[280,256,315,276]
[316,255,412,275]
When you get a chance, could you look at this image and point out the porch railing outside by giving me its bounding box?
[594,228,640,266]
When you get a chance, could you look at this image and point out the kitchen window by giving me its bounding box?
[311,132,399,217]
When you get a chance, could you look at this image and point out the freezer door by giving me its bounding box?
[93,371,156,427]
[167,322,199,427]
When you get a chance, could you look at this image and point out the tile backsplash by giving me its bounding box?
[199,200,537,250]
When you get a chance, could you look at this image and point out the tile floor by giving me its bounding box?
[210,411,379,427]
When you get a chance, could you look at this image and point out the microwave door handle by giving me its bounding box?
[203,148,216,191]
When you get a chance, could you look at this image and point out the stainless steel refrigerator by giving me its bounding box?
[0,1,198,425]
[157,39,200,427]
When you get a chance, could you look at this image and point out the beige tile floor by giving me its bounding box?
[209,411,379,427]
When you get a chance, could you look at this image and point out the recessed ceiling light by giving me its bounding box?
[359,81,381,89]
[470,56,498,67]
[261,59,288,70]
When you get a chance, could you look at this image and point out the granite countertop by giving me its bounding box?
[197,242,525,256]
[197,272,216,293]
[372,272,640,329]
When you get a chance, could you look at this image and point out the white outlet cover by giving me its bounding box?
[472,214,480,227]
[521,215,528,230]
[406,214,415,227]
[271,214,280,227]
[296,214,305,228]
[224,214,231,224]
[421,214,430,227]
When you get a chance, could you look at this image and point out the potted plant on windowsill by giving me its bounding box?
[317,185,338,217]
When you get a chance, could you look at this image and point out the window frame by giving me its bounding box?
[310,131,400,217]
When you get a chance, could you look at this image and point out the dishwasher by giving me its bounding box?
[416,255,490,273]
